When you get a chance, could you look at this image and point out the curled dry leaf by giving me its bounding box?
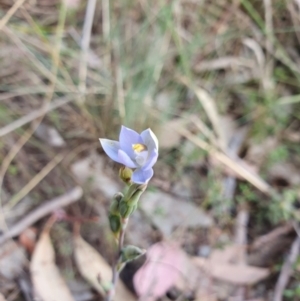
[133,242,186,301]
[251,223,293,252]
[194,255,270,286]
[248,223,294,267]
[193,56,253,72]
[30,229,75,301]
[73,234,136,301]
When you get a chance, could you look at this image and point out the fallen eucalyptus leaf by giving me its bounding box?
[73,234,136,301]
[30,229,75,301]
[133,242,185,301]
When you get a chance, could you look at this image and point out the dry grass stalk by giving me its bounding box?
[0,0,26,31]
[178,75,226,151]
[0,6,68,242]
[0,96,73,137]
[263,0,274,92]
[177,126,273,195]
[78,0,97,103]
[5,153,65,211]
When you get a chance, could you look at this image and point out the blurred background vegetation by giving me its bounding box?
[2,0,300,300]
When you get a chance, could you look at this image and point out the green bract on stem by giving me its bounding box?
[119,183,147,218]
[108,193,123,240]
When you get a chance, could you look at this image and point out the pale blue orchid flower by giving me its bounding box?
[99,126,159,184]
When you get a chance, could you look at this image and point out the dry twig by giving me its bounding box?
[0,187,83,245]
[233,207,250,301]
[273,237,300,301]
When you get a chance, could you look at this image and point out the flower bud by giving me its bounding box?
[119,166,132,184]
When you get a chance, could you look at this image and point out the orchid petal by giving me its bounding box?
[135,151,148,167]
[119,126,142,158]
[140,128,159,151]
[132,168,154,184]
[143,148,158,170]
[118,149,138,168]
[99,139,122,163]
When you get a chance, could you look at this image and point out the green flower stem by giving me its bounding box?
[105,218,128,301]
[105,183,146,301]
